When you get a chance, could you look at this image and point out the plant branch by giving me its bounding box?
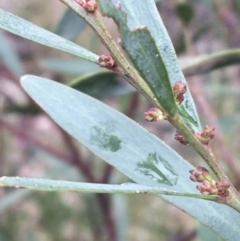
[59,0,158,107]
[169,114,240,212]
[191,77,236,170]
[179,14,240,212]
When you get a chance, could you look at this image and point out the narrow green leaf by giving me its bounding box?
[98,0,201,131]
[198,223,224,241]
[70,71,134,99]
[0,8,98,63]
[42,60,134,99]
[98,0,177,116]
[0,177,196,195]
[0,177,220,202]
[0,31,24,76]
[55,8,87,40]
[181,49,240,76]
[20,75,240,241]
[41,58,99,75]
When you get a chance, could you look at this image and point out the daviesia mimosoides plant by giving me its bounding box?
[0,1,240,240]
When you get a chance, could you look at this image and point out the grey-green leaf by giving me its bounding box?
[70,71,134,99]
[55,9,87,40]
[0,177,203,195]
[98,0,201,131]
[0,30,24,76]
[0,8,98,63]
[21,75,240,241]
[181,49,240,76]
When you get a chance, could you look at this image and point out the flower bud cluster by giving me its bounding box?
[189,166,230,197]
[98,54,116,69]
[144,108,168,122]
[75,0,97,13]
[175,131,188,145]
[172,81,187,105]
[175,125,215,145]
[194,125,215,145]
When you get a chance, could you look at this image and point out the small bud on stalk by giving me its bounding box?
[216,180,231,197]
[197,180,218,195]
[172,81,187,105]
[194,125,215,145]
[175,131,189,145]
[75,0,97,13]
[144,108,167,122]
[189,166,230,198]
[189,166,211,182]
[98,54,116,69]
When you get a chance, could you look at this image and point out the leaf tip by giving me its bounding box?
[20,75,30,86]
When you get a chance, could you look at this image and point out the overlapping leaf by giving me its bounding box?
[0,8,98,63]
[21,76,240,241]
[0,31,24,76]
[70,71,134,99]
[55,9,87,40]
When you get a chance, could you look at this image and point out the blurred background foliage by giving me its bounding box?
[0,0,240,240]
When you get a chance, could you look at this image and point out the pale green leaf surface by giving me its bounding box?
[198,223,223,241]
[98,0,201,131]
[0,8,98,63]
[20,76,240,241]
[0,30,24,76]
[55,9,87,40]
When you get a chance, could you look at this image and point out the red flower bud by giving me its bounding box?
[85,0,97,12]
[172,81,187,105]
[75,0,97,13]
[175,131,188,145]
[189,166,210,182]
[216,179,230,197]
[144,108,167,122]
[201,125,215,139]
[197,180,218,195]
[98,54,116,68]
[194,125,215,145]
